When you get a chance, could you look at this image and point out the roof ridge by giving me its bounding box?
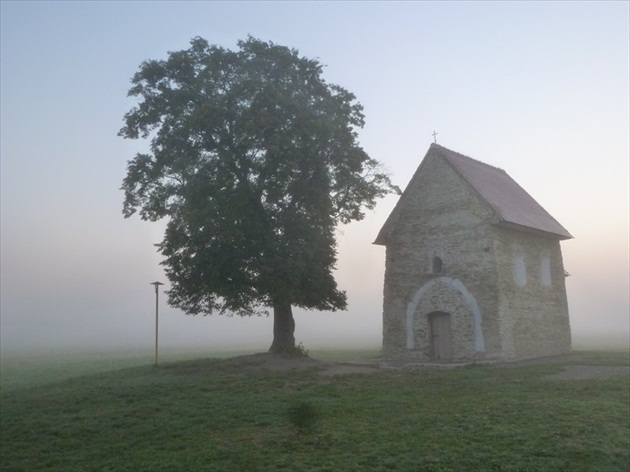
[432,143,571,239]
[430,143,506,173]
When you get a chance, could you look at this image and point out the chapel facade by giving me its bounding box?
[374,144,572,362]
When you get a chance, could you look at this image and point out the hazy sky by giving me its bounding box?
[1,1,628,353]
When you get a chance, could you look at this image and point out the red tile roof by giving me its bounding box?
[375,144,572,244]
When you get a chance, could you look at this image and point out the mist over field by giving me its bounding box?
[1,1,628,356]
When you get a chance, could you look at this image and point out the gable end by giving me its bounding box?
[375,144,572,245]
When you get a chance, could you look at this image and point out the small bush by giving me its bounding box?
[287,401,319,432]
[281,342,310,358]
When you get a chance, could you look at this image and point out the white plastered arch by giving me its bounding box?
[406,276,485,354]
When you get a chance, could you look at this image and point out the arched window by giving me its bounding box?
[432,256,443,274]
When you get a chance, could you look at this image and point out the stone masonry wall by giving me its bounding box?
[381,153,502,361]
[494,228,572,359]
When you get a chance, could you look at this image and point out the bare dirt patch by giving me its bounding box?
[211,352,381,376]
[208,351,629,380]
[545,365,630,381]
[319,365,380,376]
[495,352,629,380]
[214,352,329,373]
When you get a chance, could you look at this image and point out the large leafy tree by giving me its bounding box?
[120,37,399,352]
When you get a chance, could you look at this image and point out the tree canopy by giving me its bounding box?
[120,37,399,351]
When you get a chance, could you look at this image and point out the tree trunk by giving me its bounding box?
[269,300,295,352]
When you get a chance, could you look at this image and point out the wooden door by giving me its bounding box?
[429,312,453,360]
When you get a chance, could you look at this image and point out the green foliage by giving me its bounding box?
[119,36,399,321]
[1,351,628,471]
[281,342,310,358]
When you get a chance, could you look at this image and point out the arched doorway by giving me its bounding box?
[406,276,485,358]
[428,311,452,360]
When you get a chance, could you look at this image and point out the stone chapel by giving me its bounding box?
[374,144,572,362]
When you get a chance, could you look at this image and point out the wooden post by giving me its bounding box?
[150,281,164,366]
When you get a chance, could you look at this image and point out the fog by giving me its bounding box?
[1,2,628,355]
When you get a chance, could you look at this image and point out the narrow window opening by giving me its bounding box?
[432,256,443,274]
[512,250,526,287]
[539,251,552,287]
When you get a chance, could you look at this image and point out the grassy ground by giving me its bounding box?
[0,347,264,393]
[0,350,628,471]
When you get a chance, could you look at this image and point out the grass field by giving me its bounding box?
[0,347,263,393]
[1,349,628,471]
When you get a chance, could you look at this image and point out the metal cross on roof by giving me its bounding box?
[432,131,438,143]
